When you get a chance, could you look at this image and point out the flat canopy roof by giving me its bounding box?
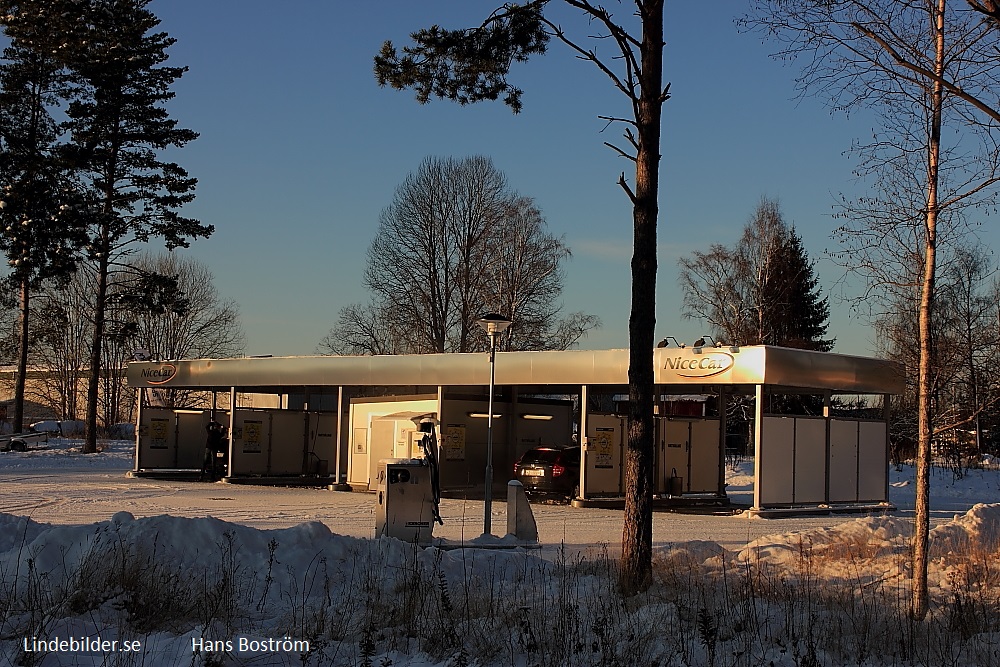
[126,346,904,395]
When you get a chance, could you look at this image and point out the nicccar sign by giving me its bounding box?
[140,363,176,385]
[662,352,734,378]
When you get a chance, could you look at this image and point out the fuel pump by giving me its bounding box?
[415,416,443,526]
[373,414,442,544]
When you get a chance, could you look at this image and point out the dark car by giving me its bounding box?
[514,446,581,498]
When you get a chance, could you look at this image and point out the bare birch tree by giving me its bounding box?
[744,0,1000,619]
[322,156,598,355]
[940,245,998,458]
[31,253,242,424]
[116,252,244,409]
[126,253,244,362]
[29,272,92,420]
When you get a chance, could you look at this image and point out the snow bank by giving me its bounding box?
[0,437,133,471]
[929,502,1000,555]
[0,511,550,605]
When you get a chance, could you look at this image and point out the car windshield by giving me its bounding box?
[520,449,564,464]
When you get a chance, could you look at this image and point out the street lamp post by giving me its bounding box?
[476,313,512,536]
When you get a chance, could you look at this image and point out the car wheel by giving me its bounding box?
[10,440,26,452]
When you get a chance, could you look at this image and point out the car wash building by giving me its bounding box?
[126,344,904,514]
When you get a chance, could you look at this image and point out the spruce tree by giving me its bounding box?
[767,227,834,351]
[62,0,210,453]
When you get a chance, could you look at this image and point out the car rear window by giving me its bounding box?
[520,449,563,464]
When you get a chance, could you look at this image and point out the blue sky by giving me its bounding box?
[147,1,903,358]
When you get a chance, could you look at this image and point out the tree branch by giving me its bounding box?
[967,0,1000,27]
[598,114,638,128]
[938,175,1000,209]
[851,21,1000,124]
[562,0,642,48]
[539,18,635,100]
[604,141,637,161]
[617,172,637,204]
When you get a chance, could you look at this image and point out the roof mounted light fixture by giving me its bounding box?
[657,336,685,349]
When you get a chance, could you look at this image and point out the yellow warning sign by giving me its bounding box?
[243,420,263,453]
[593,427,614,469]
[150,418,169,449]
[444,424,466,461]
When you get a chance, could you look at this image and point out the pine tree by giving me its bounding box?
[0,0,88,431]
[61,0,210,453]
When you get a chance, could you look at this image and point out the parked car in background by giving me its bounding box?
[29,420,86,437]
[513,445,581,499]
[29,420,61,434]
[59,420,86,437]
[109,423,136,440]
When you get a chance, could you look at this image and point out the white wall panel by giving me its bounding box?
[760,416,795,505]
[794,418,827,504]
[829,419,859,502]
[858,421,888,502]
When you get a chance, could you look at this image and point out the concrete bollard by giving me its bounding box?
[506,480,538,543]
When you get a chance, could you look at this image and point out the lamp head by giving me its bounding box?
[476,313,512,335]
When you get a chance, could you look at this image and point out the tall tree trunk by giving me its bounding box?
[912,0,946,622]
[84,252,109,454]
[620,0,664,594]
[13,275,30,433]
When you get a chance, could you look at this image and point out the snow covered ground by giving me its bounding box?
[1,440,999,666]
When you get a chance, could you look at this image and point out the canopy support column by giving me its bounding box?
[225,387,237,481]
[752,384,764,510]
[578,384,588,500]
[718,387,728,496]
[823,391,832,504]
[133,388,144,472]
[333,386,351,490]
